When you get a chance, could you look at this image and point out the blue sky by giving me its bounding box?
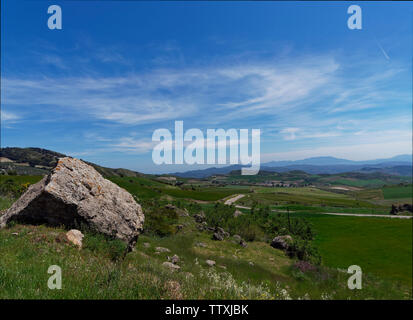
[1,1,412,173]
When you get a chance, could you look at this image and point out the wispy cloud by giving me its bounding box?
[1,111,20,121]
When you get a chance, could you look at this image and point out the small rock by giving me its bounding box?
[195,242,207,248]
[11,232,19,236]
[206,259,216,267]
[234,210,243,217]
[143,242,151,248]
[271,235,293,251]
[218,265,227,270]
[165,204,177,210]
[162,262,180,270]
[212,232,224,241]
[156,246,171,253]
[194,211,206,223]
[66,229,84,248]
[170,254,180,264]
[249,261,254,266]
[176,224,184,231]
[239,239,248,248]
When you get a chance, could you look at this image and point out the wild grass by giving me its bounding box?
[0,222,409,299]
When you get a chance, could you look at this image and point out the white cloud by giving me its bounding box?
[1,111,20,121]
[1,55,341,126]
[280,128,299,141]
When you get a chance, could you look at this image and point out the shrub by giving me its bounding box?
[83,232,127,261]
[143,205,179,237]
[286,238,321,265]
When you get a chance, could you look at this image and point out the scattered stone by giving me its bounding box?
[176,224,184,231]
[206,259,216,267]
[0,157,144,249]
[195,242,207,248]
[156,246,171,253]
[170,254,180,264]
[231,234,247,247]
[271,235,293,251]
[212,227,230,241]
[212,232,224,241]
[218,265,227,270]
[143,242,151,248]
[194,211,206,223]
[249,261,254,266]
[162,261,180,271]
[11,232,18,236]
[233,209,243,217]
[165,204,177,210]
[65,229,84,248]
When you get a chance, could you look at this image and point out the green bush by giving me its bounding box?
[0,179,29,198]
[143,204,179,237]
[286,238,321,265]
[83,232,127,261]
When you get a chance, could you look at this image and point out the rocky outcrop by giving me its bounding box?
[271,235,293,251]
[194,211,206,223]
[212,227,230,241]
[0,157,144,249]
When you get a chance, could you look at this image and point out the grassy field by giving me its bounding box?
[0,218,410,299]
[382,185,412,200]
[290,213,412,286]
[0,174,411,299]
[0,175,43,184]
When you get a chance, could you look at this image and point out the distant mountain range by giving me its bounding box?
[171,155,412,178]
[1,147,411,179]
[264,155,412,166]
[0,147,142,178]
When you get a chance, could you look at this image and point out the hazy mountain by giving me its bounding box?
[0,147,142,178]
[264,155,412,167]
[172,155,412,178]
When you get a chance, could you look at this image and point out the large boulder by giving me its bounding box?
[0,157,144,249]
